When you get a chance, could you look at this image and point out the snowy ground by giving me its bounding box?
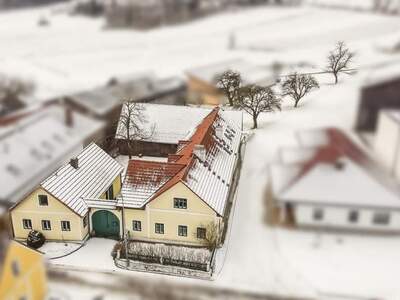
[39,241,82,259]
[3,3,400,300]
[0,4,400,101]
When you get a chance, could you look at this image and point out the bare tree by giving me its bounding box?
[282,72,319,108]
[0,75,34,104]
[237,85,281,129]
[116,101,154,159]
[326,41,355,84]
[215,70,242,107]
[199,222,223,251]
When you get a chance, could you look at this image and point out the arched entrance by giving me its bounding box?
[92,210,120,239]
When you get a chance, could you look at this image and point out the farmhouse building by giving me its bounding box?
[271,128,400,232]
[186,59,275,105]
[10,107,242,246]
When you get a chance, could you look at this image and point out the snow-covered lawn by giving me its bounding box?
[39,241,82,259]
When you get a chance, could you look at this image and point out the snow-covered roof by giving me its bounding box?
[362,62,400,88]
[69,75,185,117]
[0,106,104,206]
[184,112,242,215]
[116,103,242,145]
[279,158,400,208]
[41,143,124,216]
[186,59,275,86]
[118,161,185,208]
[119,107,242,216]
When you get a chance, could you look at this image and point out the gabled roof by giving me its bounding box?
[118,160,185,208]
[41,143,123,216]
[276,128,400,209]
[119,107,242,216]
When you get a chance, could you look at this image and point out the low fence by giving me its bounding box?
[127,252,210,272]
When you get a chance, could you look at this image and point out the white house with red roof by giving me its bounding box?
[271,128,400,232]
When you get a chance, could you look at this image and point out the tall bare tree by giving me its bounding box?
[116,101,154,159]
[215,70,242,107]
[282,72,319,108]
[326,41,355,84]
[237,85,281,129]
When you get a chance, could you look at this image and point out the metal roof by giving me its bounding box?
[41,143,123,216]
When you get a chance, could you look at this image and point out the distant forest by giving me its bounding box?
[0,0,68,9]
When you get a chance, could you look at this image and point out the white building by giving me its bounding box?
[272,128,400,233]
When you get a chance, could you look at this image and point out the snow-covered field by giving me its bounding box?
[3,3,400,300]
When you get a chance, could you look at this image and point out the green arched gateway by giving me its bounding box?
[92,210,120,239]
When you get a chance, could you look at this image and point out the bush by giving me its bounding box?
[27,230,45,249]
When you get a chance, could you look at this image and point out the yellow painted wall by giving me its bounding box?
[0,242,47,300]
[100,175,122,200]
[124,182,220,245]
[11,188,88,241]
[187,77,225,106]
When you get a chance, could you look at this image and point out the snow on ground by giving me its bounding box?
[39,241,82,259]
[0,4,400,102]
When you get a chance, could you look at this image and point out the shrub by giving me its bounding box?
[27,230,45,249]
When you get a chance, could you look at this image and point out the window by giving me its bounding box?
[373,212,390,225]
[313,208,324,221]
[132,220,142,231]
[41,220,51,231]
[178,225,187,237]
[348,210,359,223]
[105,185,114,200]
[83,215,88,228]
[197,227,206,239]
[174,198,187,209]
[38,195,48,206]
[61,221,71,231]
[22,219,32,230]
[11,260,20,277]
[155,223,164,234]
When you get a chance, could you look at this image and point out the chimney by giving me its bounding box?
[70,157,79,169]
[193,144,206,162]
[65,106,74,127]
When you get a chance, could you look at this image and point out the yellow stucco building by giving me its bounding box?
[0,240,47,300]
[10,108,242,247]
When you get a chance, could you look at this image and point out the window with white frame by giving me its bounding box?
[11,260,20,277]
[105,185,114,200]
[22,219,32,230]
[61,221,71,231]
[38,195,48,206]
[132,220,141,231]
[41,220,51,231]
[173,198,187,209]
[178,225,187,237]
[197,227,206,239]
[348,210,359,223]
[155,223,164,234]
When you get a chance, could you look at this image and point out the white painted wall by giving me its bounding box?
[374,111,400,181]
[294,203,400,232]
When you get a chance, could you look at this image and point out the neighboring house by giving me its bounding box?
[0,104,104,209]
[374,109,400,181]
[186,59,275,105]
[355,65,400,132]
[0,240,47,300]
[115,103,243,157]
[271,128,400,232]
[10,143,124,242]
[65,74,186,146]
